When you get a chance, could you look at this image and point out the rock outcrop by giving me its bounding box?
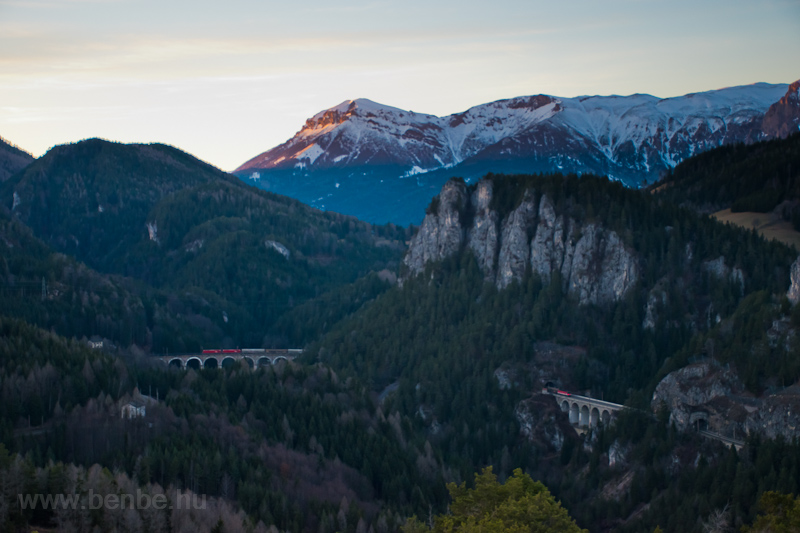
[702,256,744,293]
[761,80,800,139]
[788,256,800,305]
[466,180,499,281]
[403,178,640,306]
[653,361,800,440]
[515,396,567,452]
[643,278,669,330]
[497,191,537,288]
[402,179,467,275]
[651,362,745,433]
[562,224,639,306]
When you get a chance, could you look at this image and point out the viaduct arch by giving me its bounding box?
[160,349,301,370]
[543,388,624,429]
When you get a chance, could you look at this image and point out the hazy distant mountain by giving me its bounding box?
[235,81,799,225]
[0,136,34,182]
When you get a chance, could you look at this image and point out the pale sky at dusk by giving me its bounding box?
[1,0,798,171]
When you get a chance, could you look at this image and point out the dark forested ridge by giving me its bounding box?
[651,133,800,215]
[1,138,409,350]
[4,136,800,532]
[0,135,33,182]
[0,206,271,352]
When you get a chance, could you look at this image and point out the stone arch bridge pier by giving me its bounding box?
[155,349,301,370]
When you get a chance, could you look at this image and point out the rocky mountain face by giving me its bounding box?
[761,80,800,139]
[787,256,800,305]
[235,82,798,225]
[0,136,34,182]
[402,178,639,305]
[653,360,800,441]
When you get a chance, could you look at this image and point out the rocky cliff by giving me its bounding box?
[651,361,748,434]
[788,256,800,305]
[653,360,800,440]
[402,178,639,305]
[402,179,467,275]
[761,80,800,139]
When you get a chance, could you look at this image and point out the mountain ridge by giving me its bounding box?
[1,138,408,349]
[0,135,34,182]
[237,83,790,176]
[234,81,798,225]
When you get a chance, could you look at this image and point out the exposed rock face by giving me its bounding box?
[530,195,568,284]
[146,222,159,244]
[788,256,800,305]
[702,256,744,293]
[608,440,631,468]
[563,225,639,306]
[651,361,745,433]
[747,388,800,440]
[497,191,537,288]
[466,180,499,281]
[653,361,800,441]
[761,80,800,139]
[403,179,640,306]
[515,397,566,452]
[265,239,291,259]
[643,279,669,330]
[402,180,467,275]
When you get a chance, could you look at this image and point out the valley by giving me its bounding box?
[1,116,800,532]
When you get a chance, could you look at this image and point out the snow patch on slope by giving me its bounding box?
[293,143,324,164]
[236,83,790,180]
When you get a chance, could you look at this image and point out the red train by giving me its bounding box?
[202,349,242,354]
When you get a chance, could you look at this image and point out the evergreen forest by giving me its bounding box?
[2,136,800,532]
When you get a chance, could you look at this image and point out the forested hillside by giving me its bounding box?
[4,137,800,532]
[306,172,800,531]
[0,317,440,532]
[318,173,796,401]
[652,133,800,216]
[0,207,243,351]
[0,136,33,182]
[1,139,409,349]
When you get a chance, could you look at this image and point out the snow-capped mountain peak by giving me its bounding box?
[234,80,799,225]
[238,83,791,180]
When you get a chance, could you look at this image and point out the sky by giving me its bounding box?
[1,0,798,171]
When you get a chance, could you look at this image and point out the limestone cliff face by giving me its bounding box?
[497,191,537,288]
[466,181,499,281]
[788,256,800,305]
[653,361,800,440]
[702,256,744,293]
[402,180,467,275]
[651,362,744,433]
[562,224,639,306]
[403,178,639,306]
[530,195,568,284]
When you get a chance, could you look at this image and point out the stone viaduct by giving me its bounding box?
[543,388,625,428]
[155,349,301,370]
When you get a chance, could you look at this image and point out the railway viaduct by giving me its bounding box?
[544,389,745,449]
[543,388,625,428]
[154,349,301,370]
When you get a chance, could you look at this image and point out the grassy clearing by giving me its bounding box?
[713,209,800,251]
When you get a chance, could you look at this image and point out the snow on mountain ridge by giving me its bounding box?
[236,83,791,179]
